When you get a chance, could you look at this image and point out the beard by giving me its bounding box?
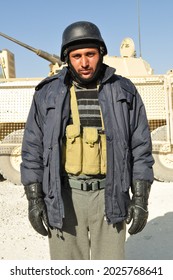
[68,56,103,86]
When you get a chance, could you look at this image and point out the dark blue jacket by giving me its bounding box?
[21,65,154,228]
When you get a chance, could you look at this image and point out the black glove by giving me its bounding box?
[24,183,49,236]
[126,180,151,235]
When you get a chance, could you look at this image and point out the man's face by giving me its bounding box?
[69,48,100,80]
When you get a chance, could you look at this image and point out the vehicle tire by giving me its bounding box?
[152,152,173,182]
[0,129,24,185]
[151,125,173,182]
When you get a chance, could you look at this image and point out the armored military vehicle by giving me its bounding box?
[0,33,173,184]
[0,32,62,184]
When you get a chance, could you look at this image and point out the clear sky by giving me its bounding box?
[0,0,173,78]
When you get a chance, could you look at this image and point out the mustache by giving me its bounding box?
[79,67,92,72]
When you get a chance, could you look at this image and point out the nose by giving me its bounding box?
[81,55,89,67]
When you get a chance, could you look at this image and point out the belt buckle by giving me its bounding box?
[82,181,93,191]
[82,181,100,191]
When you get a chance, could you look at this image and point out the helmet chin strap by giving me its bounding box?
[68,55,103,86]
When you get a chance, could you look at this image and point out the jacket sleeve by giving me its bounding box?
[20,92,44,186]
[130,90,154,184]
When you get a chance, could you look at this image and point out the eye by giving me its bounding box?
[87,52,95,57]
[72,54,81,59]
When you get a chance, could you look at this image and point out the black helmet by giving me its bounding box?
[60,21,107,62]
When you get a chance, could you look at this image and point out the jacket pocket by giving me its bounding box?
[122,147,132,192]
[42,148,52,196]
[43,148,51,167]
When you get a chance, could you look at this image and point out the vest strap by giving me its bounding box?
[70,85,80,125]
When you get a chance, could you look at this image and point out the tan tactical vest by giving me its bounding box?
[62,85,107,175]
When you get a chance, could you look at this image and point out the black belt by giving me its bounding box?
[65,178,105,191]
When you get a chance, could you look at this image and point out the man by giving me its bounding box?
[21,21,154,260]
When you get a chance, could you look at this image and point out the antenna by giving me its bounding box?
[137,0,142,57]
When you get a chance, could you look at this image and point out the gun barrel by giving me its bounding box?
[0,31,62,66]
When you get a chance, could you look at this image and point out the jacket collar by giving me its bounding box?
[61,64,116,86]
[100,64,116,84]
[35,64,116,90]
[35,67,69,91]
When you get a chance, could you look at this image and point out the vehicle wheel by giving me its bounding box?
[0,129,24,185]
[151,125,173,182]
[153,152,173,182]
